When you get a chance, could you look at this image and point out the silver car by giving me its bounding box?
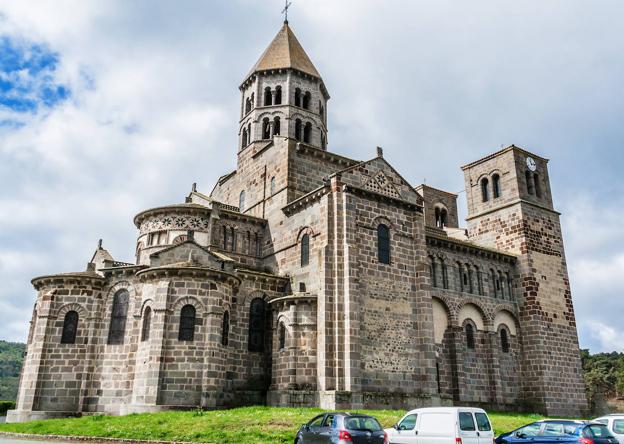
[594,415,624,444]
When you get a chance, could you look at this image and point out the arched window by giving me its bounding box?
[242,128,248,147]
[270,176,276,195]
[491,269,498,297]
[534,172,542,198]
[247,123,252,143]
[435,207,448,228]
[457,262,464,291]
[141,306,151,342]
[250,93,254,108]
[262,117,270,139]
[465,323,475,349]
[239,190,246,212]
[273,116,280,136]
[303,122,312,143]
[295,119,302,141]
[498,271,505,299]
[319,101,324,119]
[61,310,78,344]
[526,171,535,195]
[301,233,310,266]
[231,227,237,252]
[481,178,489,202]
[178,304,196,341]
[278,322,286,350]
[248,298,266,352]
[221,311,229,346]
[500,328,510,353]
[377,224,390,264]
[303,91,311,109]
[274,86,282,105]
[263,86,272,106]
[245,97,251,114]
[441,261,449,289]
[430,256,437,287]
[492,174,501,198]
[294,88,301,107]
[108,290,129,345]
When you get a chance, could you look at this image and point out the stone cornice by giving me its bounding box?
[136,265,241,287]
[293,142,358,167]
[233,268,289,285]
[465,198,560,221]
[269,293,317,307]
[133,204,210,228]
[282,185,329,216]
[426,233,517,264]
[31,273,106,291]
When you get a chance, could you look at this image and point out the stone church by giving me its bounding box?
[9,21,588,422]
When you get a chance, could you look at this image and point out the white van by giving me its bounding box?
[594,415,624,444]
[385,407,494,444]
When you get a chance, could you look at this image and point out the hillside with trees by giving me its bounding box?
[581,349,624,413]
[0,341,25,401]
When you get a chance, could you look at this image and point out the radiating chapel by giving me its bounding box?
[9,21,588,422]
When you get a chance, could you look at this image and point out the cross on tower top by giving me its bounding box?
[282,0,292,24]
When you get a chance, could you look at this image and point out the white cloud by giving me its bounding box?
[0,0,623,349]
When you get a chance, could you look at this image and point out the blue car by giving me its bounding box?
[496,420,618,444]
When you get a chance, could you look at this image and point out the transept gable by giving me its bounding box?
[337,157,423,206]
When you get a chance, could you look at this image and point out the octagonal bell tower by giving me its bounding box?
[238,21,329,152]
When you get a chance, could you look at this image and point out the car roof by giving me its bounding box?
[539,420,587,424]
[329,412,376,418]
[404,407,487,415]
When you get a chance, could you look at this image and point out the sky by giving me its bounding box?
[0,0,623,352]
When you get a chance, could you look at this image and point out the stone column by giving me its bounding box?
[485,330,504,405]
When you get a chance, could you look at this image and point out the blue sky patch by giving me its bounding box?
[0,35,70,113]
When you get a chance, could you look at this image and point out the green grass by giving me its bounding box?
[0,406,546,444]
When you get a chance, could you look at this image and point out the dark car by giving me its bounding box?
[295,412,388,444]
[496,420,618,444]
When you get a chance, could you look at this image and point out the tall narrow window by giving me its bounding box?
[178,305,196,341]
[250,93,254,108]
[245,97,251,114]
[248,298,266,352]
[467,266,474,293]
[526,171,535,195]
[223,225,228,249]
[303,91,311,109]
[246,230,251,254]
[247,123,252,143]
[141,306,152,342]
[294,88,301,107]
[492,174,501,198]
[231,227,237,252]
[301,233,310,266]
[262,117,270,139]
[274,86,282,105]
[273,116,281,136]
[481,178,489,202]
[108,290,129,345]
[465,323,475,349]
[500,328,510,353]
[498,271,505,299]
[263,86,272,106]
[441,261,449,289]
[295,119,302,141]
[255,233,261,257]
[241,128,248,147]
[477,269,484,295]
[303,122,312,143]
[278,322,286,350]
[239,190,246,212]
[534,172,542,198]
[430,256,437,287]
[435,207,441,227]
[61,311,78,344]
[457,262,464,291]
[320,132,326,149]
[319,100,324,119]
[270,176,276,195]
[440,209,447,228]
[491,269,498,297]
[377,224,390,264]
[221,311,229,346]
[507,273,513,298]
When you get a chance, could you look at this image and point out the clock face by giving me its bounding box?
[526,157,537,172]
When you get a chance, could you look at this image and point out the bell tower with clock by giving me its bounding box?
[461,144,587,416]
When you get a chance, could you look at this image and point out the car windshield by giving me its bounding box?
[344,416,383,432]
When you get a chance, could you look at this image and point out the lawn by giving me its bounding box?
[0,406,546,444]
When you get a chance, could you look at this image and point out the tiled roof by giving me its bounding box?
[245,22,321,80]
